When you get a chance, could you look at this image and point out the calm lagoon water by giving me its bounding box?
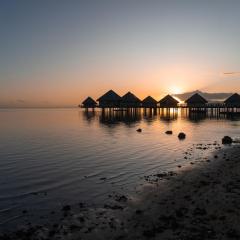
[0,108,240,229]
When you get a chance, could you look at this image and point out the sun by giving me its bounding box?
[169,86,183,94]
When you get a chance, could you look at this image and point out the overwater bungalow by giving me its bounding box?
[224,93,240,107]
[159,95,179,108]
[185,93,208,107]
[142,96,158,108]
[97,90,122,108]
[81,97,97,109]
[121,92,141,108]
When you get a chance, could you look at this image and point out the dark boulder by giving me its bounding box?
[178,132,186,140]
[136,128,142,132]
[165,130,173,135]
[222,136,232,144]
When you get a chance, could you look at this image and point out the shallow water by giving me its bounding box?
[0,108,240,230]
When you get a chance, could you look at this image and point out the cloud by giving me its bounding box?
[223,72,240,75]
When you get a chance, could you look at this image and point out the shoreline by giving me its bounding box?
[2,143,240,239]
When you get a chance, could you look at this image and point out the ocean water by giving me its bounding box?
[0,108,240,230]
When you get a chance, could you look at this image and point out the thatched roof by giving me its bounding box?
[224,93,240,105]
[121,92,141,103]
[185,93,208,104]
[142,96,157,104]
[82,97,97,106]
[97,90,121,102]
[159,95,179,106]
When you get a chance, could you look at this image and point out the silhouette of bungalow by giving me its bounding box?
[81,97,97,109]
[224,93,240,107]
[185,93,208,107]
[142,96,157,108]
[121,92,141,108]
[97,90,122,108]
[159,95,179,108]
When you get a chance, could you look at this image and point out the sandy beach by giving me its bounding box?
[2,142,240,240]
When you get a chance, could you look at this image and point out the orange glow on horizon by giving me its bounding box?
[1,61,230,107]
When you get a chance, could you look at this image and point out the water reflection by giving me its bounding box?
[81,108,240,126]
[225,113,240,121]
[1,108,240,231]
[81,109,96,123]
[188,111,207,123]
[142,108,157,125]
[159,108,178,122]
[100,109,142,126]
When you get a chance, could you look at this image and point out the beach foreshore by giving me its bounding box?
[2,143,240,240]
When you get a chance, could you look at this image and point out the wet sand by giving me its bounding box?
[2,143,240,240]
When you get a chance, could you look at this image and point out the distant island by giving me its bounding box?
[174,90,233,102]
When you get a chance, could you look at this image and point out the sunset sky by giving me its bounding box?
[1,0,240,107]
